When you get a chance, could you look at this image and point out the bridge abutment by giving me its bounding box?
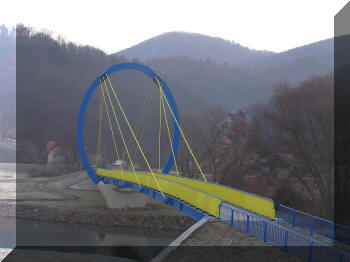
[97,182,148,209]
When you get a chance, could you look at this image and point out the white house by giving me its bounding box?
[47,146,65,164]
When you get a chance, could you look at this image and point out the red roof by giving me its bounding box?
[46,141,57,152]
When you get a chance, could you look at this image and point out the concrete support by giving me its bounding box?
[97,182,148,209]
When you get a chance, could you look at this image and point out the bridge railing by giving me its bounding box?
[219,202,350,262]
[278,204,350,248]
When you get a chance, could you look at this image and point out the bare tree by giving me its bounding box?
[262,76,334,217]
[189,107,269,186]
[194,107,229,182]
[220,111,270,186]
[176,114,203,178]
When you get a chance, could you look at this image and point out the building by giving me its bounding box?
[46,141,74,165]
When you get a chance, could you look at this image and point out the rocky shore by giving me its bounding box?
[9,204,195,231]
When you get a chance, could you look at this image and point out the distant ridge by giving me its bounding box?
[244,38,334,83]
[115,32,274,67]
[243,38,334,70]
[115,32,333,84]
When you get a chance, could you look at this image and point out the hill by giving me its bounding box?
[116,32,274,67]
[116,32,333,84]
[244,38,333,70]
[244,38,334,83]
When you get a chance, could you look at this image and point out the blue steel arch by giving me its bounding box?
[77,63,180,184]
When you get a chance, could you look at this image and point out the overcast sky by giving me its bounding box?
[1,0,348,54]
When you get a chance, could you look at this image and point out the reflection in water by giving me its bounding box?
[16,219,180,246]
[0,163,16,261]
[0,217,15,249]
[14,219,180,261]
[0,217,15,261]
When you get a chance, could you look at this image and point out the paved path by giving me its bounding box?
[159,219,303,262]
[0,249,12,262]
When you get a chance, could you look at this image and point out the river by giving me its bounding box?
[0,163,181,261]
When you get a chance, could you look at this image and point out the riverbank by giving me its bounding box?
[13,204,194,231]
[0,201,194,231]
[5,165,195,231]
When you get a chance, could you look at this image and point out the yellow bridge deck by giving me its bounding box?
[96,169,275,219]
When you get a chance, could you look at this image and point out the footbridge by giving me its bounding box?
[77,63,349,262]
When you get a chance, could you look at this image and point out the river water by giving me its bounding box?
[0,163,180,261]
[0,163,15,261]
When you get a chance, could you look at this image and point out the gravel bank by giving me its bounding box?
[13,204,195,231]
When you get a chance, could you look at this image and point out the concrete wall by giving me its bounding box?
[97,182,148,209]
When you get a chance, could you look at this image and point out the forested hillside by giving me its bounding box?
[15,25,205,163]
[16,25,276,152]
[146,56,273,110]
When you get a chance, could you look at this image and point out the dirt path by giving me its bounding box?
[16,170,105,206]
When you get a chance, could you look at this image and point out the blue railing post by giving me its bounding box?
[247,215,250,233]
[284,230,289,251]
[310,215,314,236]
[231,208,234,226]
[292,210,296,228]
[263,221,268,242]
[308,240,313,262]
[278,204,280,223]
[332,222,335,244]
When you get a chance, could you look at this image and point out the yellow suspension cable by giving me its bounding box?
[130,91,155,162]
[158,81,162,171]
[102,78,140,187]
[96,86,103,168]
[105,74,165,197]
[122,88,153,162]
[157,77,207,182]
[99,81,125,180]
[129,90,154,160]
[157,79,179,175]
